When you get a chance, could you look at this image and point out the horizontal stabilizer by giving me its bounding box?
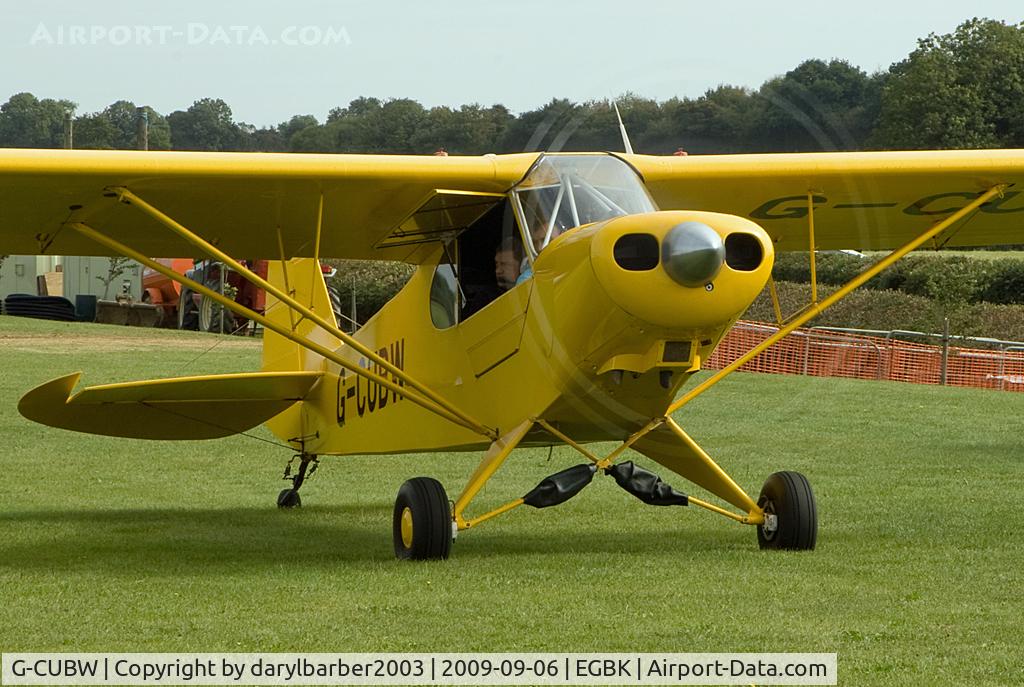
[19,371,322,440]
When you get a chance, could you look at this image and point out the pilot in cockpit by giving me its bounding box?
[494,235,522,292]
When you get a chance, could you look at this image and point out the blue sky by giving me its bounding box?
[1,1,1021,126]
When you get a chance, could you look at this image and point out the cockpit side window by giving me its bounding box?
[429,244,459,329]
[428,199,527,328]
[459,200,525,319]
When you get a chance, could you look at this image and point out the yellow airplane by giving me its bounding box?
[1,147,1022,560]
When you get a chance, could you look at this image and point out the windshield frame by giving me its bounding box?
[510,154,657,262]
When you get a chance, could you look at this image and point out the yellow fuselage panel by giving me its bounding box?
[273,210,774,455]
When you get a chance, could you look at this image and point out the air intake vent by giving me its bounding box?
[725,233,763,271]
[613,233,659,271]
[663,341,692,363]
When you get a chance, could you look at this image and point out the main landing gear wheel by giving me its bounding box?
[393,477,452,561]
[756,471,817,551]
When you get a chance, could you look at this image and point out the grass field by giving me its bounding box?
[1,316,1021,685]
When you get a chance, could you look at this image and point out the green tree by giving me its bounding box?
[367,98,428,152]
[248,126,287,152]
[329,97,382,121]
[662,86,761,153]
[289,123,335,152]
[320,98,431,153]
[874,18,1024,149]
[0,92,76,148]
[564,96,662,153]
[321,97,383,152]
[755,59,881,151]
[75,101,172,150]
[167,98,244,151]
[414,104,511,154]
[101,101,172,150]
[498,98,579,152]
[72,112,117,149]
[278,114,318,148]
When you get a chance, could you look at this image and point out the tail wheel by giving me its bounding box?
[393,477,452,560]
[757,471,817,550]
[277,488,301,509]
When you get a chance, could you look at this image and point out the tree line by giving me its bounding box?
[1,18,1021,155]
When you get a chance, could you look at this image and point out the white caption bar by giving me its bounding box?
[1,653,837,685]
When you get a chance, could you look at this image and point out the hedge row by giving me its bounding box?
[772,252,1024,305]
[743,281,1024,343]
[326,259,415,325]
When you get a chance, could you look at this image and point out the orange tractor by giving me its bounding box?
[142,259,268,332]
[143,259,342,333]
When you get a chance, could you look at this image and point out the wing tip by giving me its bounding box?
[18,372,82,426]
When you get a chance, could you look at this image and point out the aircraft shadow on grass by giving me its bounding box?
[0,506,745,570]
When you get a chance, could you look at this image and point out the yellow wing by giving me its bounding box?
[0,149,538,262]
[18,371,322,440]
[627,150,1024,250]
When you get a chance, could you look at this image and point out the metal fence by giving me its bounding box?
[706,321,1024,392]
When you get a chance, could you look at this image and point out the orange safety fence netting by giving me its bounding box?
[705,321,1024,392]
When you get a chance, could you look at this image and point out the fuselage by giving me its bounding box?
[263,154,775,455]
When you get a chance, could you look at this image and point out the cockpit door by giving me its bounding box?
[458,278,531,377]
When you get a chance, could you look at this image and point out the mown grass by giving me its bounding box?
[0,316,1021,685]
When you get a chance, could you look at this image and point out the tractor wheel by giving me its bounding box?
[198,280,230,333]
[177,289,198,330]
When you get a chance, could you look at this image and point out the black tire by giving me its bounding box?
[393,477,451,560]
[756,471,817,550]
[199,278,231,333]
[177,289,198,330]
[277,488,301,509]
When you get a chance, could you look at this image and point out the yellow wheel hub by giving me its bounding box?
[400,506,414,548]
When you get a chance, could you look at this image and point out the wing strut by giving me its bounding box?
[807,190,819,304]
[96,186,497,440]
[68,220,497,440]
[600,182,1010,484]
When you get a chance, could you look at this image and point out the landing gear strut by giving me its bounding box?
[277,454,318,509]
